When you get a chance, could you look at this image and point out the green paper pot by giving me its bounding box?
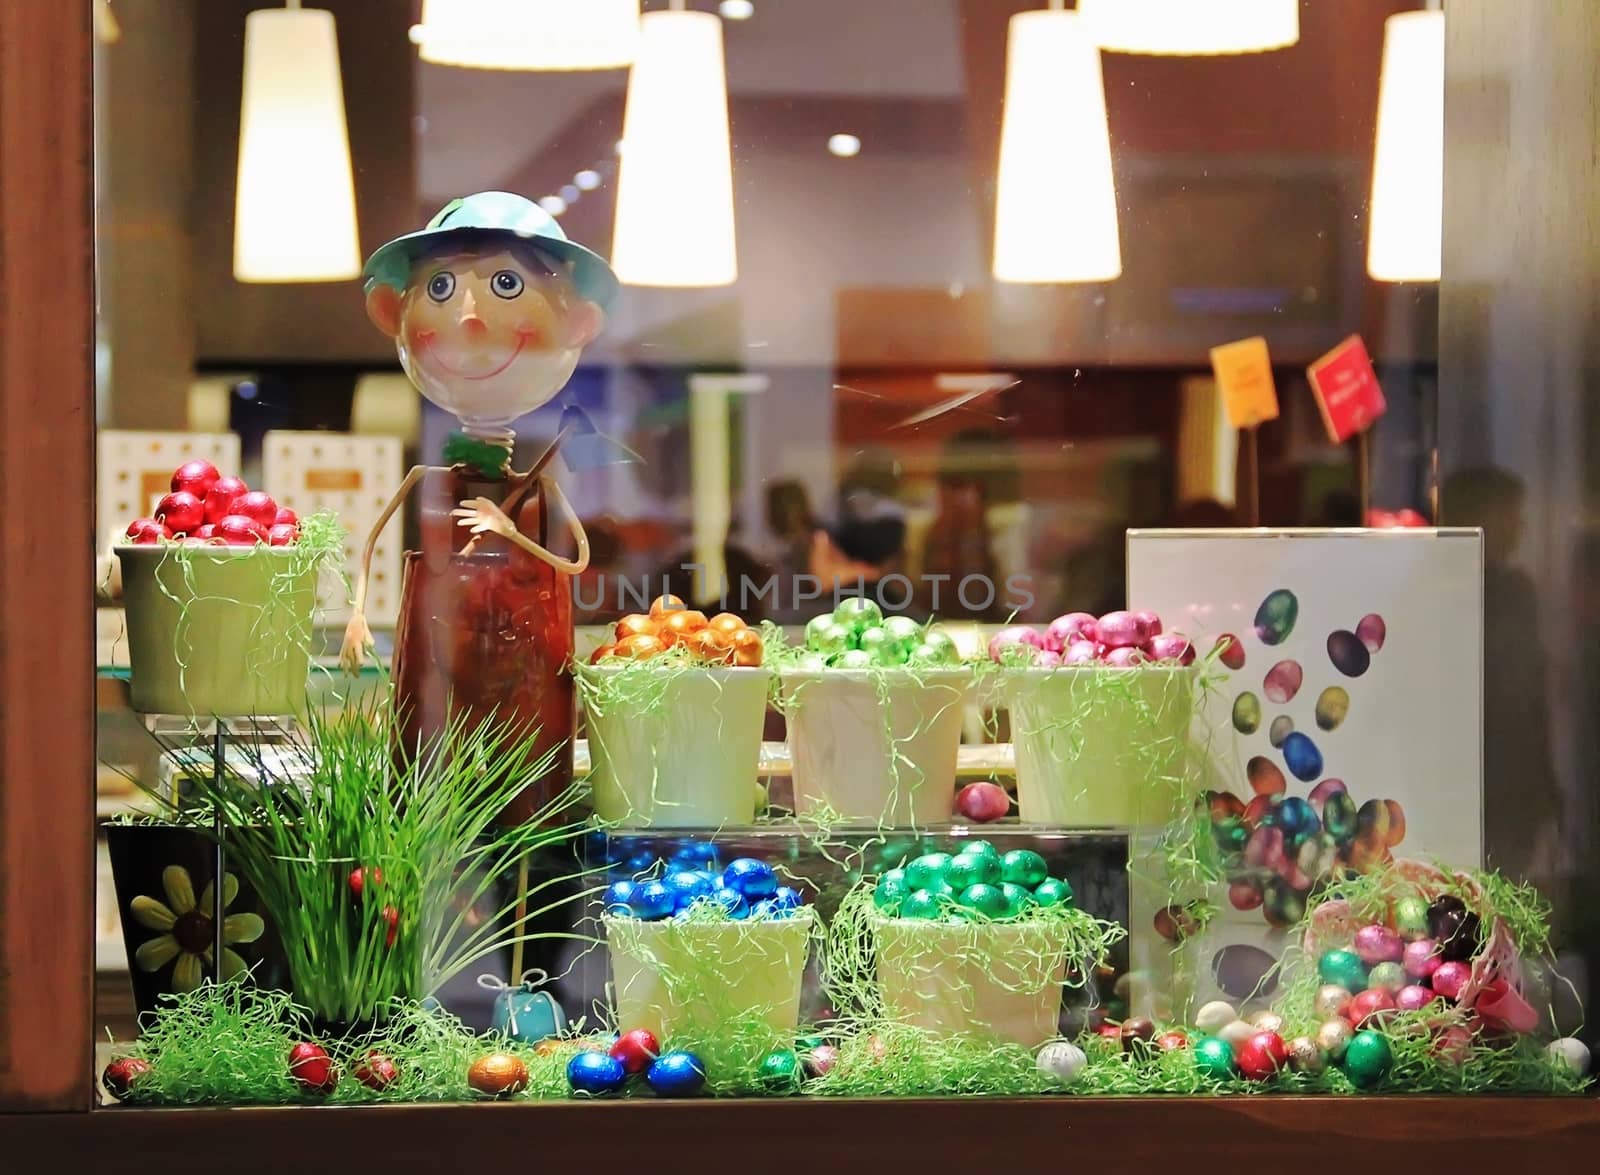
[1002,665,1198,828]
[873,915,1067,1049]
[117,545,318,717]
[580,665,769,828]
[779,668,970,827]
[605,911,812,1076]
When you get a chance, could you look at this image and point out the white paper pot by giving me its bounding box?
[874,915,1067,1048]
[1004,665,1197,828]
[605,911,813,1074]
[780,669,970,826]
[581,665,768,828]
[116,545,318,717]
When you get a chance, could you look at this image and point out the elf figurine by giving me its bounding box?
[342,191,618,824]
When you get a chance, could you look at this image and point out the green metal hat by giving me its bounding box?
[363,190,619,310]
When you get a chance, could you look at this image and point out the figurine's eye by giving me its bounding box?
[491,269,525,299]
[426,271,455,303]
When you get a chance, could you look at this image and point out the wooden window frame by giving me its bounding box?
[1,0,1598,1164]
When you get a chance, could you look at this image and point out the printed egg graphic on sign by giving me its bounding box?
[1269,715,1294,747]
[1232,691,1262,734]
[1246,756,1286,796]
[1263,660,1303,704]
[1315,686,1350,731]
[1253,589,1299,647]
[1356,613,1386,654]
[1215,634,1246,670]
[1280,731,1324,783]
[1212,944,1279,1000]
[1327,629,1372,677]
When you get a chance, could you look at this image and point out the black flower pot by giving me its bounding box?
[105,823,288,1017]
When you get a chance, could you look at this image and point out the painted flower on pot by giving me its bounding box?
[129,866,264,992]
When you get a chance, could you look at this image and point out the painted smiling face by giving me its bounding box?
[367,244,603,430]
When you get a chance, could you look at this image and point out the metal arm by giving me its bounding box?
[339,464,435,674]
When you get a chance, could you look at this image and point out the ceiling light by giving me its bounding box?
[612,8,738,287]
[718,1,755,20]
[1366,10,1444,282]
[539,195,567,216]
[1078,0,1298,56]
[827,133,862,157]
[993,7,1121,284]
[413,0,639,71]
[234,4,360,282]
[574,169,602,191]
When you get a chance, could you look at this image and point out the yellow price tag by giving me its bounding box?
[1209,336,1280,429]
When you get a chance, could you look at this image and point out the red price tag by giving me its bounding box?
[1307,335,1387,443]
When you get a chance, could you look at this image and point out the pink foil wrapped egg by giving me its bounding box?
[1146,632,1195,665]
[1045,612,1098,652]
[1063,639,1100,666]
[1430,960,1471,1001]
[1396,985,1437,1012]
[1403,938,1441,980]
[1102,646,1146,668]
[1034,650,1063,669]
[988,625,1043,664]
[1132,610,1163,638]
[1353,924,1404,966]
[1095,611,1145,650]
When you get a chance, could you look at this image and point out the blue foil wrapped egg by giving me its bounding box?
[567,1050,627,1096]
[711,883,749,919]
[773,886,802,912]
[723,858,778,901]
[603,879,637,916]
[666,870,714,910]
[629,880,675,921]
[646,1051,707,1096]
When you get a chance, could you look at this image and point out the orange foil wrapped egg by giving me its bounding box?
[614,633,666,661]
[730,628,764,667]
[614,614,656,642]
[659,609,709,648]
[467,1052,529,1097]
[648,594,687,621]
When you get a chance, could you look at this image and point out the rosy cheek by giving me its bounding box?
[516,324,545,348]
[405,324,435,355]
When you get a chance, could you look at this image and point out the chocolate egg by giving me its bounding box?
[1219,1019,1257,1052]
[1394,895,1430,940]
[1036,1041,1088,1085]
[1195,1000,1238,1035]
[1396,985,1437,1012]
[1427,895,1482,962]
[470,1052,529,1097]
[1313,985,1352,1019]
[1119,1016,1157,1052]
[1236,1031,1289,1081]
[1287,1035,1327,1074]
[1341,1029,1392,1088]
[1403,938,1441,979]
[1354,924,1404,966]
[1546,1037,1591,1078]
[1316,1018,1353,1061]
[1249,1010,1286,1036]
[1431,960,1471,1001]
[1366,961,1407,995]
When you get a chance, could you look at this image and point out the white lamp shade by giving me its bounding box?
[993,10,1121,284]
[611,10,738,288]
[1079,0,1299,56]
[414,0,639,71]
[233,8,360,283]
[1366,11,1444,283]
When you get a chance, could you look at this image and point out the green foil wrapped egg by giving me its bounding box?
[1193,1035,1237,1079]
[833,597,883,635]
[756,1048,802,1094]
[904,853,952,891]
[837,649,874,670]
[957,883,1013,919]
[1393,895,1430,940]
[1001,882,1038,912]
[858,625,907,665]
[1340,1029,1392,1088]
[946,852,1002,890]
[874,868,910,913]
[1318,948,1369,993]
[1001,849,1049,888]
[806,616,853,659]
[899,891,946,920]
[1033,877,1074,908]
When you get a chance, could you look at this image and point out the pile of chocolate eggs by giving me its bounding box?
[873,841,1073,922]
[1188,1001,1393,1088]
[603,856,805,922]
[987,610,1195,668]
[798,599,962,669]
[1315,893,1484,1031]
